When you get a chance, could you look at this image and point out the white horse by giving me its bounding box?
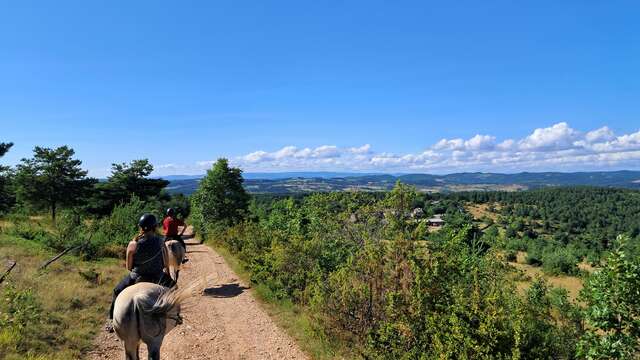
[164,239,185,282]
[112,282,187,360]
[112,241,188,360]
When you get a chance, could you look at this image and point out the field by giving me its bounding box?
[0,234,125,359]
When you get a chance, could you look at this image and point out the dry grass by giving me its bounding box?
[0,234,125,359]
[465,202,500,222]
[508,251,584,301]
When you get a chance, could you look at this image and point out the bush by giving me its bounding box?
[578,236,640,359]
[198,188,587,358]
[504,236,529,252]
[526,248,543,266]
[505,250,517,262]
[88,196,156,259]
[541,247,579,276]
[5,220,51,245]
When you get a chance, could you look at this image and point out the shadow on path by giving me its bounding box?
[203,283,249,298]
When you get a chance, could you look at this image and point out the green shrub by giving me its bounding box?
[505,236,528,252]
[541,247,579,275]
[197,187,587,358]
[6,221,51,245]
[88,196,156,259]
[505,250,517,262]
[578,236,640,359]
[526,249,543,266]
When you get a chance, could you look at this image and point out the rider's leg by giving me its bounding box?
[109,273,137,319]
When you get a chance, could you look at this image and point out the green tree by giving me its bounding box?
[0,142,14,213]
[0,142,12,158]
[90,159,168,215]
[14,146,96,221]
[578,235,640,359]
[191,158,249,233]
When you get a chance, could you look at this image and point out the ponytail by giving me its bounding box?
[133,229,145,242]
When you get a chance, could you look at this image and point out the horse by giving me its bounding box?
[164,239,185,282]
[112,282,188,360]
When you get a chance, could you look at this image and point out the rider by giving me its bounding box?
[163,208,188,263]
[105,213,175,332]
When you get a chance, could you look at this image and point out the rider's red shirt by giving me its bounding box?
[163,216,185,236]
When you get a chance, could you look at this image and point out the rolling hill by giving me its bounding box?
[164,170,640,195]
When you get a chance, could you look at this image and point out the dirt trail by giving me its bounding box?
[89,228,308,360]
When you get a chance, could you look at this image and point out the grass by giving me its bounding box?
[0,233,126,359]
[204,240,354,360]
[465,202,500,222]
[509,251,585,301]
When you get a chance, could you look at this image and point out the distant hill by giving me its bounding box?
[164,170,640,195]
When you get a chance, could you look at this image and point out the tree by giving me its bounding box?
[89,159,168,215]
[0,142,14,213]
[578,235,640,359]
[191,158,249,233]
[14,146,96,221]
[0,142,12,158]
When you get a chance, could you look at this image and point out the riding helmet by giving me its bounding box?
[166,208,175,216]
[138,213,158,231]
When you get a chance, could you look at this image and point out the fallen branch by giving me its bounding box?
[39,232,94,270]
[39,246,80,270]
[0,260,17,284]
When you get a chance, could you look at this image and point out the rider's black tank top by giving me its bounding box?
[132,235,164,277]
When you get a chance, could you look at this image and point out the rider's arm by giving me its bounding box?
[125,241,137,271]
[162,218,169,235]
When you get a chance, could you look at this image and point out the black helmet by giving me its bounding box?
[138,213,157,231]
[166,208,175,216]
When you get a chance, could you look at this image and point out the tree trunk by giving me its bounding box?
[51,202,56,223]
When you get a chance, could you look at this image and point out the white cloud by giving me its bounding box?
[348,144,371,154]
[496,139,515,151]
[585,126,615,143]
[186,122,640,174]
[518,122,580,151]
[433,138,464,150]
[312,145,340,158]
[464,135,496,150]
[243,150,270,163]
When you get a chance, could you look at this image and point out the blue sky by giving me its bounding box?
[1,1,639,176]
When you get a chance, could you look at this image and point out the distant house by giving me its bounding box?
[427,214,445,227]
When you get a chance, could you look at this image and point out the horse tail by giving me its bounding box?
[140,280,201,316]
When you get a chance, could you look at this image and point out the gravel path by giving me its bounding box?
[89,229,308,360]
